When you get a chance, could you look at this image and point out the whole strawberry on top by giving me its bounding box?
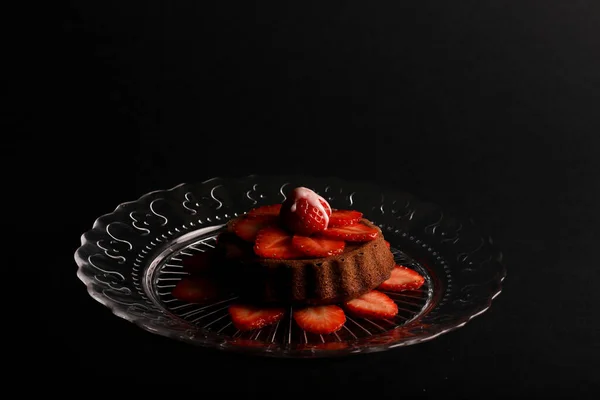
[279,187,332,236]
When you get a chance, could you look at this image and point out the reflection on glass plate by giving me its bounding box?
[74,175,505,357]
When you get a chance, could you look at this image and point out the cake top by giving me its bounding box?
[227,186,381,260]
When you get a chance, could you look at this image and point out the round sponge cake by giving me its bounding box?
[216,219,395,306]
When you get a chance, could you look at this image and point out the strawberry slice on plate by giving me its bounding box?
[231,215,278,242]
[378,265,425,292]
[228,304,286,331]
[247,204,282,217]
[293,305,346,334]
[291,235,345,258]
[319,222,379,242]
[171,276,219,303]
[328,210,363,227]
[254,227,305,259]
[344,290,398,319]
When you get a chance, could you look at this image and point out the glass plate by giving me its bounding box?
[75,175,505,357]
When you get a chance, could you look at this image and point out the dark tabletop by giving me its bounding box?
[25,0,600,397]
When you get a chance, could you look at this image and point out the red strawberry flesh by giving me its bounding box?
[291,235,345,258]
[293,305,346,334]
[328,210,363,227]
[254,227,305,259]
[232,215,278,242]
[228,304,286,331]
[319,222,379,242]
[378,265,425,292]
[344,290,398,319]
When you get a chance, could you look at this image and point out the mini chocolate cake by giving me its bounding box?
[216,219,395,306]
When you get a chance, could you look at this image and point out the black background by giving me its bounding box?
[20,0,600,396]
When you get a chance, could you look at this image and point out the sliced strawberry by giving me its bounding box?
[293,305,346,334]
[291,235,345,258]
[280,187,332,236]
[344,290,398,319]
[254,227,305,259]
[328,210,363,227]
[319,222,379,242]
[228,304,286,331]
[247,204,282,217]
[171,276,219,303]
[182,251,213,274]
[231,215,278,242]
[384,240,391,249]
[378,265,425,292]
